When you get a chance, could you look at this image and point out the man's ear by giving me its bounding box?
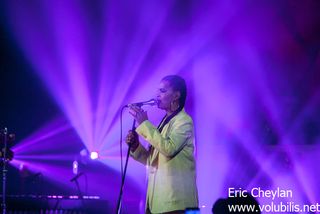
[174,91,181,101]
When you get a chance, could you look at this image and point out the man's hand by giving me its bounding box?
[125,130,139,152]
[128,105,148,125]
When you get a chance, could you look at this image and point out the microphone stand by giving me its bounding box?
[1,128,8,214]
[116,119,135,214]
[70,172,85,209]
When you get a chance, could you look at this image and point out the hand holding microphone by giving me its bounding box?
[126,98,157,124]
[128,105,148,125]
[125,98,157,152]
[125,130,139,152]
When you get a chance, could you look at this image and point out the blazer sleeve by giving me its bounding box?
[135,118,193,158]
[130,143,149,165]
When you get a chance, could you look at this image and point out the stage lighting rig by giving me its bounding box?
[0,128,15,160]
[1,128,15,214]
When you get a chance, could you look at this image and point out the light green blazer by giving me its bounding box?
[131,109,198,213]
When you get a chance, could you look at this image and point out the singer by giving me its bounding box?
[126,75,198,214]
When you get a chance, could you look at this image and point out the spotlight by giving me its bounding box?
[80,148,88,157]
[19,163,25,171]
[72,160,78,175]
[90,151,99,160]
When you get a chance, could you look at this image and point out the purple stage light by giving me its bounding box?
[18,163,24,171]
[3,0,320,213]
[72,160,78,175]
[80,149,88,157]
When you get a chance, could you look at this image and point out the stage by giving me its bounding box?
[1,0,319,213]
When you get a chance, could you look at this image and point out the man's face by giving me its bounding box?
[156,80,179,111]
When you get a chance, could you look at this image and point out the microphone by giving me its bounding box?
[70,172,84,182]
[125,98,157,108]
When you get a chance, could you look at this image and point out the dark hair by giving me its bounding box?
[162,75,187,111]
